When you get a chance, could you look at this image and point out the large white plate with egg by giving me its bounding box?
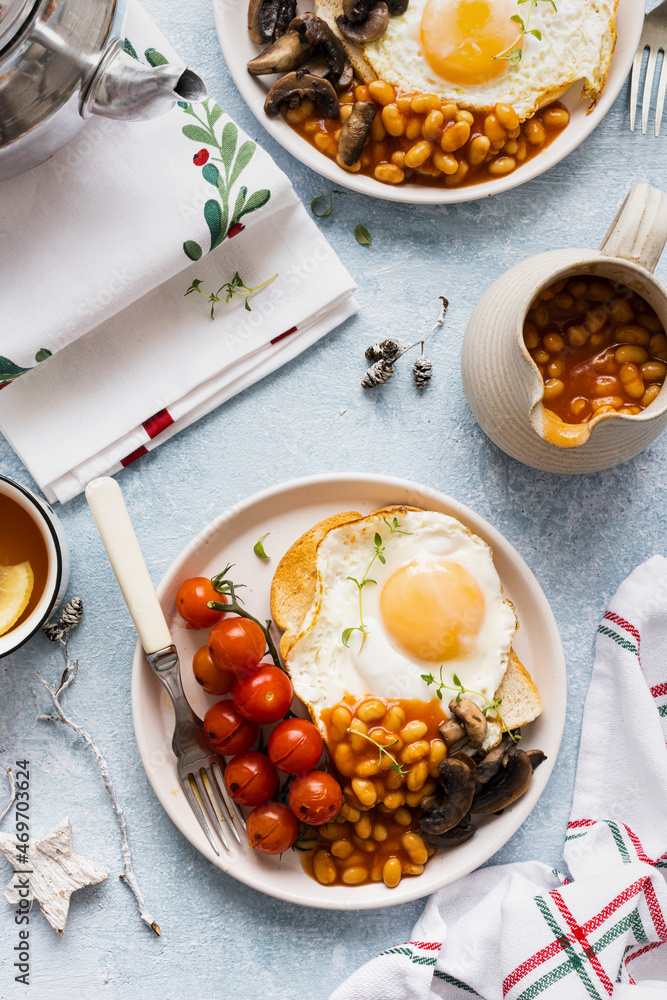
[211,0,643,204]
[131,473,566,909]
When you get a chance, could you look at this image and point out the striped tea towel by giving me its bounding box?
[331,557,667,1000]
[0,1,357,503]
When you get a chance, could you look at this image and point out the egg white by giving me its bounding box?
[362,0,618,120]
[285,510,517,727]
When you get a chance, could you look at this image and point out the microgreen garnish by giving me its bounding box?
[207,564,281,668]
[253,533,270,560]
[421,668,521,743]
[494,0,557,65]
[355,224,372,247]
[346,728,411,778]
[342,517,412,650]
[185,271,277,318]
[311,190,344,218]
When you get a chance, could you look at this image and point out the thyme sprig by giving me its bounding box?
[421,667,521,743]
[494,0,557,65]
[185,271,277,318]
[207,564,281,669]
[342,517,412,650]
[346,729,411,778]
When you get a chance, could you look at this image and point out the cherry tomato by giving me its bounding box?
[288,770,343,826]
[246,802,299,854]
[209,617,266,676]
[268,719,323,774]
[176,577,227,630]
[192,645,233,695]
[203,700,258,755]
[224,752,278,806]
[232,665,293,724]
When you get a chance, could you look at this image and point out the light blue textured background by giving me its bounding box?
[0,1,665,996]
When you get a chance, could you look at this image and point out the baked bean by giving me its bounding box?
[533,349,550,364]
[372,822,388,842]
[441,120,470,152]
[445,161,469,185]
[589,332,607,348]
[355,756,381,777]
[382,791,405,810]
[406,93,437,113]
[570,398,588,417]
[338,106,354,123]
[638,313,663,333]
[619,362,645,398]
[342,866,368,884]
[354,814,372,839]
[369,115,387,141]
[524,322,539,350]
[336,153,361,171]
[405,140,434,168]
[334,742,355,777]
[543,332,565,353]
[507,126,521,139]
[368,80,396,105]
[357,699,386,723]
[332,705,353,735]
[313,850,337,884]
[406,760,429,791]
[391,150,406,167]
[369,728,401,748]
[484,114,506,143]
[642,360,667,381]
[400,720,428,742]
[594,375,621,395]
[428,740,446,777]
[504,139,519,155]
[533,306,550,329]
[615,345,648,365]
[303,120,321,134]
[401,740,430,763]
[441,101,458,120]
[394,807,413,826]
[374,163,405,184]
[588,281,612,302]
[384,770,404,791]
[553,293,574,310]
[468,134,491,166]
[585,307,608,333]
[612,299,634,324]
[542,106,570,128]
[617,324,651,346]
[515,139,527,162]
[591,396,624,411]
[286,98,314,123]
[525,119,546,145]
[401,831,428,865]
[351,778,377,807]
[355,85,370,101]
[543,379,564,400]
[381,104,406,136]
[382,706,405,731]
[404,117,421,139]
[402,862,424,875]
[353,835,376,853]
[547,359,564,378]
[650,333,667,353]
[331,838,354,859]
[422,110,444,140]
[495,102,520,131]
[456,109,475,125]
[383,857,402,888]
[339,802,361,823]
[540,280,565,300]
[567,325,589,347]
[570,281,588,298]
[349,718,369,752]
[642,384,661,406]
[433,150,459,174]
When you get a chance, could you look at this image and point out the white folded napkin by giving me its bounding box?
[331,557,667,999]
[0,2,357,503]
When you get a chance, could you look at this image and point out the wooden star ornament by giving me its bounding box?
[0,817,109,934]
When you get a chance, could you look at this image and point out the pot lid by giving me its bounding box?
[0,0,35,49]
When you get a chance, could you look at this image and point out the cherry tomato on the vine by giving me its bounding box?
[209,617,266,676]
[246,802,299,854]
[288,770,342,826]
[192,645,233,695]
[224,752,278,806]
[176,577,227,630]
[232,665,293,724]
[203,700,258,755]
[268,719,323,774]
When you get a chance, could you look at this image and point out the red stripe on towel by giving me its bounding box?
[120,445,148,468]
[143,407,174,438]
[270,326,297,345]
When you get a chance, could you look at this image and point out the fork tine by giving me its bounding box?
[631,46,646,132]
[655,51,667,136]
[209,760,245,843]
[182,774,220,856]
[194,769,231,853]
[642,47,659,135]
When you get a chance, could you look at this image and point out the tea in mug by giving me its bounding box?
[0,493,48,635]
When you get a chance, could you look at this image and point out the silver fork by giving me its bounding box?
[631,1,667,136]
[86,476,245,856]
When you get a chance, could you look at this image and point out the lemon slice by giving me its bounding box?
[0,562,34,637]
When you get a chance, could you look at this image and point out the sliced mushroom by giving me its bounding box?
[447,750,476,769]
[247,32,313,75]
[420,759,476,835]
[439,717,466,749]
[449,697,487,750]
[338,101,376,165]
[337,1,389,42]
[422,816,477,848]
[289,13,352,88]
[248,0,296,44]
[472,746,533,815]
[297,53,332,79]
[527,748,547,771]
[264,72,340,118]
[473,734,512,786]
[386,0,409,13]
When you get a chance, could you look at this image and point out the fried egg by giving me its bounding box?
[361,0,618,120]
[285,509,517,726]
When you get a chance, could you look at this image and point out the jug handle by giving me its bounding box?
[599,183,667,274]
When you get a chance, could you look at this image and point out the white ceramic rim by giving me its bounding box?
[211,0,644,205]
[131,473,567,910]
[0,476,65,657]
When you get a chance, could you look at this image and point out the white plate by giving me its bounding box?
[211,0,644,204]
[131,474,566,910]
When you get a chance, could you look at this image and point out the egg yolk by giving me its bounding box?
[380,559,485,662]
[420,0,522,86]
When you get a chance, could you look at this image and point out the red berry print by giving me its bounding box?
[227,222,245,239]
[193,149,209,166]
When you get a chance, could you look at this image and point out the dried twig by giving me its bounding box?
[0,768,15,827]
[38,600,160,936]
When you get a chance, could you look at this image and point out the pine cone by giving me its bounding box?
[413,356,433,388]
[362,359,394,389]
[365,343,383,362]
[379,338,402,360]
[59,597,83,630]
[43,621,64,643]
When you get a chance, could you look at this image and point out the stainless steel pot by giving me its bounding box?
[0,0,207,181]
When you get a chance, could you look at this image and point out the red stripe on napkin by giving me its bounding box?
[651,682,667,699]
[121,446,148,468]
[270,326,297,345]
[143,407,174,438]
